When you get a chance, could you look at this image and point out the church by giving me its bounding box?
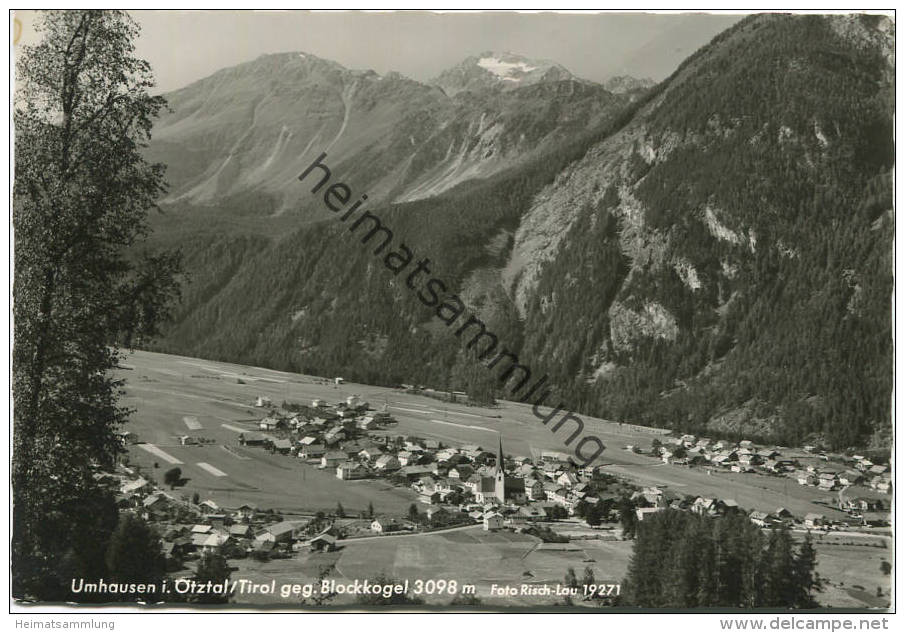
[494,435,526,504]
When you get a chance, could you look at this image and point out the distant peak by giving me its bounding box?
[433,51,579,96]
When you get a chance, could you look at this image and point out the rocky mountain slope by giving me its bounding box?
[146,51,625,215]
[146,14,893,451]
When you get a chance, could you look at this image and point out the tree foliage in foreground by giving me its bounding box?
[12,10,182,599]
[104,513,166,602]
[622,509,821,608]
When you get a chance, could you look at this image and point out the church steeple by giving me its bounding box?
[494,433,506,503]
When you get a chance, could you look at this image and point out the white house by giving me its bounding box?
[371,518,400,533]
[336,462,368,480]
[375,454,401,472]
[483,512,504,531]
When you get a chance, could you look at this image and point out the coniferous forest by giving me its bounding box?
[621,510,822,609]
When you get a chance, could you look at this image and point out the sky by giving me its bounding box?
[14,11,745,93]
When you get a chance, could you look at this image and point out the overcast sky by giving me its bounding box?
[15,11,744,93]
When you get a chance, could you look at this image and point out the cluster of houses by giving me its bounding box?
[366,435,624,526]
[629,485,890,530]
[244,397,622,528]
[635,434,892,496]
[112,469,343,564]
[238,395,396,463]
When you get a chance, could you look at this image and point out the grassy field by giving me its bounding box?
[230,525,632,607]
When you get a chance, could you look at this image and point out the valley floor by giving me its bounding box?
[117,350,892,609]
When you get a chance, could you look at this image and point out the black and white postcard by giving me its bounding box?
[8,7,896,621]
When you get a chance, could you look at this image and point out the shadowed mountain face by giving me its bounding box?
[147,14,893,452]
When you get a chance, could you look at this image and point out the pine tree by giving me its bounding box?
[192,552,231,604]
[792,531,822,608]
[104,513,165,602]
[762,526,796,606]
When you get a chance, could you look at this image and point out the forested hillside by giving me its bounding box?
[147,13,893,452]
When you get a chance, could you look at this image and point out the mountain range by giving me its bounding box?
[143,13,894,452]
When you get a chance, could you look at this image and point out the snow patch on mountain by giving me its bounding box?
[477,56,538,78]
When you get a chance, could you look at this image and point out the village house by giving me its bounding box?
[375,454,401,472]
[775,507,794,521]
[448,465,474,480]
[265,520,308,544]
[229,524,253,538]
[142,493,171,519]
[749,510,774,527]
[839,470,865,486]
[299,444,326,460]
[371,517,401,533]
[240,431,267,446]
[399,465,435,480]
[426,506,451,522]
[336,461,369,480]
[870,476,892,493]
[483,512,505,531]
[321,451,349,469]
[547,487,570,507]
[121,477,153,498]
[258,416,282,431]
[635,506,665,522]
[309,532,337,552]
[201,532,230,554]
[436,448,459,462]
[199,499,220,514]
[357,416,378,430]
[271,438,292,454]
[518,505,546,521]
[525,479,546,501]
[817,472,838,491]
[849,497,885,512]
[419,490,442,505]
[435,478,465,496]
[692,497,722,516]
[804,513,826,529]
[358,446,384,461]
[323,427,346,445]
